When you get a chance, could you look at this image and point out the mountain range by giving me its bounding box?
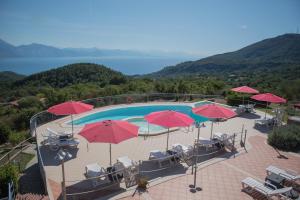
[1,33,300,82]
[0,39,195,58]
[150,33,300,77]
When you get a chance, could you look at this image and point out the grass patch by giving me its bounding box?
[11,152,35,172]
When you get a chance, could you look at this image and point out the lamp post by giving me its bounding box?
[56,149,72,200]
[190,122,205,193]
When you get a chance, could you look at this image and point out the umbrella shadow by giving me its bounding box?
[18,163,46,194]
[239,112,261,119]
[139,160,188,181]
[39,145,79,166]
[253,125,271,134]
[65,179,125,200]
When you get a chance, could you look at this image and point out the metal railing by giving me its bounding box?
[28,92,222,199]
[0,136,33,167]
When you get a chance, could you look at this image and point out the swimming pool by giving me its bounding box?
[72,104,208,134]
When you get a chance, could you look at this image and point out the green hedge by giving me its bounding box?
[267,125,300,152]
[0,164,19,198]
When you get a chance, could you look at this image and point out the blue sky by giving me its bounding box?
[0,0,299,56]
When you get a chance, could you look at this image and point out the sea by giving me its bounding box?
[0,56,195,75]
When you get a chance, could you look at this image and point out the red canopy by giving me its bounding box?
[144,110,194,128]
[251,93,286,104]
[47,101,93,115]
[192,104,237,119]
[231,86,259,94]
[294,104,300,109]
[79,120,139,144]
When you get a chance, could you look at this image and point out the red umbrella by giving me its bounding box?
[231,86,259,94]
[231,86,259,105]
[193,104,237,138]
[145,110,194,150]
[251,93,286,118]
[79,120,139,165]
[48,101,94,135]
[251,93,286,103]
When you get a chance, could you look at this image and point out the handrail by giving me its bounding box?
[0,136,33,163]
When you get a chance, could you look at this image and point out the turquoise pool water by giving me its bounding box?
[72,105,208,129]
[127,118,167,133]
[194,101,213,107]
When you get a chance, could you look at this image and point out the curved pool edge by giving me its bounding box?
[58,100,229,133]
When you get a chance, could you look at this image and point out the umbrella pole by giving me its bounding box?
[71,115,74,137]
[210,121,214,139]
[197,124,200,141]
[265,102,268,119]
[166,128,170,150]
[242,95,244,105]
[109,144,112,166]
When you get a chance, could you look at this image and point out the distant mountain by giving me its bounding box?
[0,39,196,58]
[0,71,25,83]
[14,63,126,88]
[150,34,300,77]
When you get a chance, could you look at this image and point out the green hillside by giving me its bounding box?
[150,34,300,77]
[14,63,127,88]
[0,71,25,83]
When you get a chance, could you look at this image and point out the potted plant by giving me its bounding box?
[137,176,149,190]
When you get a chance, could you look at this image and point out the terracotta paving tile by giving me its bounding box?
[120,135,300,200]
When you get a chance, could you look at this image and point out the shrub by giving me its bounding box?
[226,92,250,106]
[18,96,43,109]
[8,131,27,146]
[0,123,11,144]
[0,164,19,198]
[267,125,300,152]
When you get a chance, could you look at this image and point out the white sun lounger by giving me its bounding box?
[266,165,300,181]
[254,118,272,127]
[195,137,219,151]
[85,163,107,187]
[48,136,80,151]
[172,143,193,154]
[213,132,229,141]
[47,128,72,137]
[242,177,292,199]
[149,150,172,168]
[117,156,135,168]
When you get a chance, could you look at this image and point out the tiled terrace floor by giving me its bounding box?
[37,102,300,199]
[118,135,300,200]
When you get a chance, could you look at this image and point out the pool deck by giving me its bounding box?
[35,102,300,199]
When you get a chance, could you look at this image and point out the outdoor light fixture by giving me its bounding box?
[56,149,72,200]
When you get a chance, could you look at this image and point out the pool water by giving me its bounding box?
[127,118,167,133]
[194,101,213,107]
[72,105,208,133]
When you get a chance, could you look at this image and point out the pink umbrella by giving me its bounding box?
[79,120,139,165]
[193,104,237,138]
[251,93,286,103]
[231,86,259,105]
[48,101,94,135]
[145,110,194,150]
[231,86,259,94]
[251,93,286,118]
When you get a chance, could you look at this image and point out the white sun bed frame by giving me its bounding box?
[266,165,300,181]
[149,150,173,168]
[242,177,292,199]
